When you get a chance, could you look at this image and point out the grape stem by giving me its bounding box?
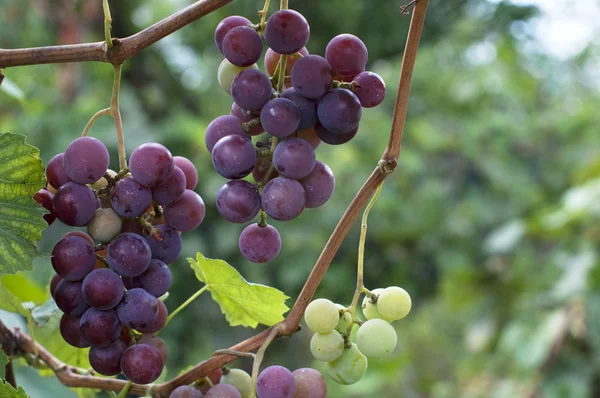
[103,0,113,49]
[248,326,280,398]
[280,0,288,9]
[164,285,209,326]
[258,209,267,226]
[95,253,110,268]
[117,381,132,398]
[258,136,278,189]
[258,0,271,30]
[212,349,256,359]
[81,108,111,137]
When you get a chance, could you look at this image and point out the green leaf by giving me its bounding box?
[0,382,28,398]
[0,132,47,275]
[31,300,60,327]
[1,274,46,306]
[0,350,7,379]
[189,253,289,328]
[0,284,32,321]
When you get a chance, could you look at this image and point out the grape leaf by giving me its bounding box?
[0,132,47,275]
[189,253,289,328]
[31,300,60,327]
[0,350,7,379]
[0,382,28,398]
[1,274,46,306]
[0,284,33,321]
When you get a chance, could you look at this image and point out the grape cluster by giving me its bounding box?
[37,137,205,384]
[304,287,412,385]
[211,10,386,263]
[168,365,326,398]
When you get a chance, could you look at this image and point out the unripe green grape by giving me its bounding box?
[356,319,397,358]
[218,59,259,94]
[377,286,412,321]
[327,343,368,385]
[361,288,385,320]
[304,298,339,333]
[310,330,344,361]
[90,169,117,190]
[335,304,353,336]
[87,208,122,243]
[221,368,251,398]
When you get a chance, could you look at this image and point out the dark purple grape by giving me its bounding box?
[317,88,362,134]
[280,88,318,130]
[110,176,153,218]
[170,385,204,398]
[252,158,279,184]
[215,15,252,53]
[231,69,272,111]
[239,224,281,263]
[62,231,94,245]
[206,384,241,398]
[122,259,172,298]
[325,34,368,77]
[63,137,110,184]
[353,71,386,108]
[173,156,198,190]
[52,182,96,226]
[152,166,186,205]
[54,280,89,316]
[89,339,127,376]
[292,368,327,398]
[82,268,125,310]
[290,55,333,100]
[223,26,263,67]
[46,153,71,189]
[107,233,152,278]
[264,9,309,54]
[129,143,174,188]
[50,274,62,299]
[121,344,164,384]
[135,299,167,334]
[51,235,95,281]
[117,288,159,331]
[143,225,182,264]
[79,308,121,347]
[216,180,261,223]
[230,103,264,136]
[163,190,206,232]
[211,135,256,179]
[256,365,296,398]
[60,314,89,348]
[261,177,305,221]
[272,138,316,179]
[205,115,247,153]
[299,161,335,208]
[120,218,144,235]
[138,333,168,363]
[314,123,358,145]
[34,189,56,225]
[264,47,309,76]
[260,98,301,138]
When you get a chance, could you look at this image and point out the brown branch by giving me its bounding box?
[0,0,232,68]
[4,361,16,388]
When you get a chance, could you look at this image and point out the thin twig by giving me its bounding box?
[400,0,419,14]
[109,64,127,169]
[103,0,113,49]
[82,108,111,137]
[249,327,280,398]
[5,361,16,388]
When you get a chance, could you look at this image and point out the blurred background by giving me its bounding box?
[1,0,600,397]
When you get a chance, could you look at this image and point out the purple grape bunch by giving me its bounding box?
[39,137,205,384]
[212,10,385,263]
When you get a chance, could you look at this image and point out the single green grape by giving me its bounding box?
[304,298,339,333]
[361,288,385,320]
[220,368,252,398]
[356,319,397,358]
[87,208,122,243]
[335,304,353,335]
[327,343,368,385]
[377,286,412,321]
[310,330,344,362]
[217,59,258,94]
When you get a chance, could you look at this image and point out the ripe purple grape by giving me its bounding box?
[264,10,309,54]
[143,225,182,264]
[82,268,125,310]
[260,98,301,138]
[230,103,264,136]
[211,135,256,180]
[63,137,110,184]
[214,15,252,53]
[110,176,153,218]
[206,384,242,398]
[63,231,94,245]
[216,180,261,223]
[280,88,318,130]
[117,288,159,331]
[89,339,127,376]
[264,47,309,76]
[173,156,198,190]
[50,274,62,299]
[79,308,121,347]
[121,344,164,384]
[34,189,56,225]
[292,368,327,398]
[317,88,362,134]
[52,182,96,226]
[54,280,89,316]
[122,259,172,298]
[239,224,282,263]
[46,153,71,189]
[261,177,305,221]
[290,55,333,100]
[129,143,174,188]
[135,299,168,334]
[138,333,168,363]
[231,69,272,111]
[299,161,335,208]
[163,190,206,232]
[353,71,386,108]
[152,166,186,205]
[205,115,247,153]
[315,123,358,145]
[256,365,296,398]
[170,386,203,397]
[222,26,263,67]
[272,138,316,179]
[252,158,279,184]
[51,235,95,281]
[325,34,368,77]
[60,314,89,348]
[107,233,152,278]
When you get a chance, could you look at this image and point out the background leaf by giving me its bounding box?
[0,382,28,398]
[0,350,7,379]
[0,284,32,321]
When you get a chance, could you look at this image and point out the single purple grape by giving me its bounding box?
[51,235,96,281]
[239,224,282,263]
[110,176,153,218]
[79,308,121,347]
[272,138,316,179]
[60,314,89,348]
[299,161,335,208]
[143,224,182,264]
[231,69,272,111]
[216,180,261,223]
[89,339,128,376]
[52,182,96,226]
[63,137,110,184]
[173,156,198,190]
[137,333,168,363]
[256,365,296,398]
[122,259,172,298]
[261,177,305,221]
[54,280,89,316]
[46,153,71,189]
[290,55,333,100]
[205,115,247,153]
[116,288,159,331]
[215,15,252,53]
[152,166,186,205]
[82,268,125,310]
[280,88,318,130]
[107,233,152,278]
[163,190,206,232]
[292,368,327,398]
[260,98,301,138]
[129,143,174,188]
[325,34,368,78]
[222,26,263,67]
[121,344,164,384]
[264,10,309,54]
[135,300,168,334]
[211,135,256,180]
[353,71,386,108]
[317,88,362,134]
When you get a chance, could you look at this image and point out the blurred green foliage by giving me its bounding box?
[1,0,599,397]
